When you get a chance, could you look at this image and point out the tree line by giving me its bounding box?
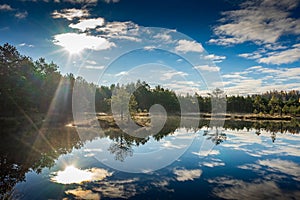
[95,81,300,116]
[1,43,300,123]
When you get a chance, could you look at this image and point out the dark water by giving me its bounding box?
[1,117,300,199]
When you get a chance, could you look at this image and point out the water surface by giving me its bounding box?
[1,118,300,199]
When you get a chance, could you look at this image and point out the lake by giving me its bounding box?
[1,117,300,199]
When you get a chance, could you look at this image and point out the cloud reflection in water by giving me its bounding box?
[51,165,112,184]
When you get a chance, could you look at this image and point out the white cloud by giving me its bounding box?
[0,4,14,11]
[63,0,98,5]
[222,72,248,79]
[70,18,105,31]
[246,65,263,71]
[53,33,115,53]
[258,44,300,64]
[93,178,138,199]
[97,21,138,35]
[84,65,105,70]
[161,71,188,80]
[175,39,204,53]
[15,11,28,19]
[18,43,34,47]
[192,149,220,156]
[85,60,97,65]
[65,188,100,200]
[51,166,113,184]
[201,161,225,168]
[163,81,202,95]
[194,65,220,72]
[221,65,300,95]
[224,79,263,95]
[162,141,187,149]
[97,21,141,42]
[173,169,202,181]
[52,8,90,20]
[110,35,141,42]
[210,0,300,46]
[104,0,120,3]
[209,177,300,200]
[143,46,156,50]
[204,54,226,63]
[115,71,129,77]
[153,32,173,43]
[258,159,300,181]
[239,43,300,65]
[21,0,97,3]
[248,66,300,80]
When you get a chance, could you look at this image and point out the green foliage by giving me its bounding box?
[0,43,75,124]
[1,44,300,119]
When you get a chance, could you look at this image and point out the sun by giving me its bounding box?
[54,33,87,55]
[60,38,84,55]
[51,165,93,184]
[50,165,112,184]
[64,44,83,55]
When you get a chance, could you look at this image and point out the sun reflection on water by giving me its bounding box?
[51,165,112,184]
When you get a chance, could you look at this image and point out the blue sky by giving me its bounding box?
[1,0,300,95]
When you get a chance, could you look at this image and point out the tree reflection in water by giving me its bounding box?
[0,116,299,198]
[108,134,134,162]
[203,127,227,145]
[0,120,82,199]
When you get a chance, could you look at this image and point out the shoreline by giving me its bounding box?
[132,112,295,121]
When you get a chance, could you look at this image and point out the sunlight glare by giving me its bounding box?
[60,37,83,54]
[51,165,113,184]
[53,32,115,55]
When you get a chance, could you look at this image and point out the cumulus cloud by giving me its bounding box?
[0,3,27,19]
[221,65,300,95]
[210,0,300,46]
[52,8,90,20]
[143,45,156,50]
[258,44,300,64]
[192,149,220,156]
[18,43,34,47]
[53,32,115,53]
[103,0,120,3]
[51,166,113,184]
[163,81,202,95]
[65,188,100,200]
[0,4,14,11]
[162,141,187,149]
[115,71,129,77]
[204,54,226,63]
[247,65,300,80]
[194,65,220,72]
[23,0,98,4]
[239,43,300,65]
[63,0,98,5]
[201,161,225,168]
[93,178,138,199]
[258,159,300,181]
[97,21,138,35]
[15,11,28,19]
[239,51,264,60]
[84,65,105,70]
[209,177,300,200]
[173,169,202,181]
[152,30,176,43]
[161,71,188,80]
[175,39,204,53]
[70,17,105,31]
[97,21,141,42]
[210,0,300,65]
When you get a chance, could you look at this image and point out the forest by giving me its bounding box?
[1,43,300,123]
